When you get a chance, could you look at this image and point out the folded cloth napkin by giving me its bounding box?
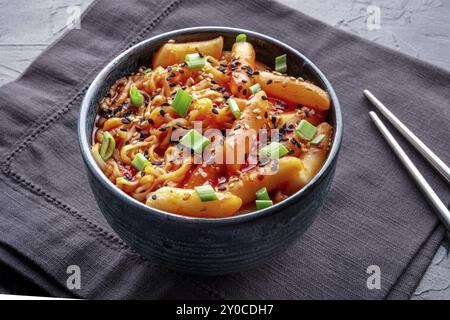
[0,0,449,299]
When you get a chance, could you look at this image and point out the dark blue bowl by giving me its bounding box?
[78,27,343,275]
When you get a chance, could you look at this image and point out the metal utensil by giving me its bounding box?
[364,89,450,184]
[369,111,450,230]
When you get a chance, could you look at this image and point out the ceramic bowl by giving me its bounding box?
[78,26,343,275]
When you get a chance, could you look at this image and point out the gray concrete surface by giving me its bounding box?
[0,0,449,299]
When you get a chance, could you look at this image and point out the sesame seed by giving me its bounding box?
[121,117,131,124]
[291,138,301,148]
[151,160,163,166]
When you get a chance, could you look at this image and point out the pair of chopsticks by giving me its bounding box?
[364,90,450,230]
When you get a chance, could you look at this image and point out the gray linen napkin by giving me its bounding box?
[0,0,449,299]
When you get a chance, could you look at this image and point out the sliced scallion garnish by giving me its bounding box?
[296,119,317,141]
[130,86,144,107]
[311,133,326,145]
[172,88,192,117]
[249,83,261,95]
[131,153,149,171]
[227,98,241,119]
[259,142,289,159]
[275,54,287,73]
[255,187,270,201]
[195,184,218,202]
[256,199,273,210]
[185,53,205,69]
[236,33,247,42]
[179,129,211,154]
[143,68,152,74]
[100,131,116,160]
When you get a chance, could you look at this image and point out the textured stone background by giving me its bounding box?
[0,0,449,299]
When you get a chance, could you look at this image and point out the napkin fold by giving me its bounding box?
[0,0,449,299]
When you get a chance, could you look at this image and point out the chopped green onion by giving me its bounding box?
[130,86,144,107]
[236,33,247,42]
[143,68,152,74]
[296,119,317,141]
[185,53,205,69]
[179,129,211,154]
[172,88,192,117]
[249,83,261,95]
[195,184,218,202]
[100,131,116,160]
[255,187,270,200]
[131,153,149,171]
[259,142,289,159]
[256,199,273,210]
[227,98,241,119]
[311,134,326,145]
[275,54,287,73]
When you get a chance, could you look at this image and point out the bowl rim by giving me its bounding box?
[78,26,343,225]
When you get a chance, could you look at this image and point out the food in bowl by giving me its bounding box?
[91,33,333,218]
